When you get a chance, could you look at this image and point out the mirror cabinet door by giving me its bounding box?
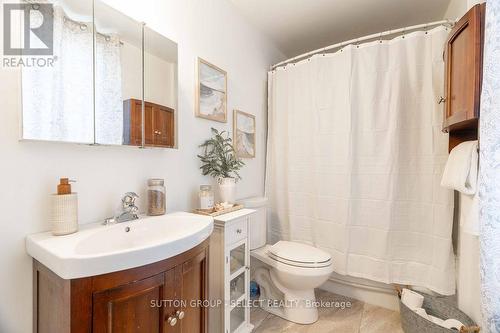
[20,0,178,148]
[93,0,143,146]
[21,0,94,144]
[143,27,178,148]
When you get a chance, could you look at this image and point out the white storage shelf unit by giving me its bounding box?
[209,209,256,333]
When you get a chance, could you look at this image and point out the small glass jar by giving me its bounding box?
[199,185,214,211]
[147,179,166,216]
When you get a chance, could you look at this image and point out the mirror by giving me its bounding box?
[21,0,94,144]
[93,1,143,146]
[143,27,178,148]
[20,0,178,148]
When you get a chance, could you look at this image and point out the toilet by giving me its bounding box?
[239,197,334,324]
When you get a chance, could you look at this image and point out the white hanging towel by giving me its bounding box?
[441,141,479,195]
[460,193,479,236]
[441,140,479,236]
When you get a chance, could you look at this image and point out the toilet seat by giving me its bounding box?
[268,241,332,268]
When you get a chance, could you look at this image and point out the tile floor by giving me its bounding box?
[251,290,404,333]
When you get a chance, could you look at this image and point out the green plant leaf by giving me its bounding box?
[197,127,245,180]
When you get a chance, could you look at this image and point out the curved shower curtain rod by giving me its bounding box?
[271,19,455,70]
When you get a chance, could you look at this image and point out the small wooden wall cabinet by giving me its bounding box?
[443,3,485,149]
[123,98,175,148]
[33,240,209,333]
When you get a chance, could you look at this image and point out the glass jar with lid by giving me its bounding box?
[147,179,166,216]
[199,185,214,211]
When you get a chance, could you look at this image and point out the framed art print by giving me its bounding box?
[233,110,255,158]
[195,58,227,122]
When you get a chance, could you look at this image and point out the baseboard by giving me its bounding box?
[319,273,400,311]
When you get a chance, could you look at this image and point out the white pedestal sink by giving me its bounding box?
[26,212,214,279]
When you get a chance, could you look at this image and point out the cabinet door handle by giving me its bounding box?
[167,316,177,326]
[438,96,446,104]
[176,310,185,320]
[236,229,242,234]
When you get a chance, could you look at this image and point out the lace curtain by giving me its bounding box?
[479,1,500,332]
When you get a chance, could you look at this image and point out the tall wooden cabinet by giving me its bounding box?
[442,3,485,148]
[123,98,175,148]
[34,240,208,333]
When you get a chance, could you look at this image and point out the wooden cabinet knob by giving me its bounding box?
[176,310,185,320]
[167,316,177,326]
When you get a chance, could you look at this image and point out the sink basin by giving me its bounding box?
[26,212,213,279]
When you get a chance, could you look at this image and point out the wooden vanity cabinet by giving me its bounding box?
[123,98,175,148]
[33,240,208,333]
[442,3,485,134]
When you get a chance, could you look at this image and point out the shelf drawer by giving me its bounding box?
[225,217,247,245]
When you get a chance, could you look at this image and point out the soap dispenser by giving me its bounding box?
[49,178,78,235]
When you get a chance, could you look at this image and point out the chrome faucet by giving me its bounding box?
[103,192,140,225]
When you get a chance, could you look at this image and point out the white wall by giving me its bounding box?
[121,40,177,108]
[0,0,285,331]
[456,217,482,324]
[444,0,484,20]
[444,0,468,20]
[120,41,145,101]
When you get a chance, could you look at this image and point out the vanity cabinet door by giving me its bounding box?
[176,249,208,333]
[92,273,167,333]
[443,3,485,132]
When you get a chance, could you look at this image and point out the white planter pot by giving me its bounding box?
[218,177,236,204]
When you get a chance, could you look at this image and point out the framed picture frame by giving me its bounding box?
[195,57,227,122]
[233,110,256,158]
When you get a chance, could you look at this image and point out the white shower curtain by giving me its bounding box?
[266,27,455,294]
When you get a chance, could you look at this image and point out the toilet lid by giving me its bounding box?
[268,241,332,267]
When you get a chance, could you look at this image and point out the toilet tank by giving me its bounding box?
[238,197,268,249]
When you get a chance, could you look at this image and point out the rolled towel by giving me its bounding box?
[429,315,446,327]
[401,288,424,310]
[414,308,430,320]
[442,318,465,330]
[441,141,478,195]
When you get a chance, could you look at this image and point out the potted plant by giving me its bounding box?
[198,128,245,204]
